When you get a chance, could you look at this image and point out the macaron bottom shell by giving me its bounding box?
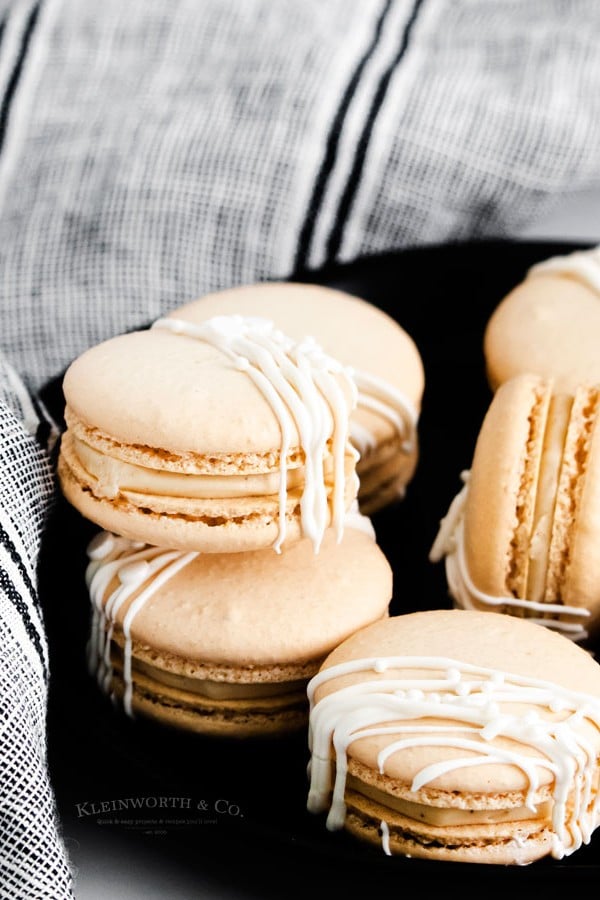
[343,790,552,866]
[58,446,358,554]
[107,659,311,739]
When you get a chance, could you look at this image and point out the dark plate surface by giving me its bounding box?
[41,239,600,893]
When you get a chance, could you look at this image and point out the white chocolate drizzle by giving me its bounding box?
[348,368,419,459]
[343,500,376,540]
[529,245,600,297]
[429,472,590,641]
[152,315,358,554]
[306,655,600,859]
[380,820,391,856]
[85,530,198,716]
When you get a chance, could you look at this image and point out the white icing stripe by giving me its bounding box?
[428,472,590,641]
[306,655,600,859]
[380,820,391,856]
[344,500,376,540]
[153,315,357,553]
[350,368,419,457]
[529,246,600,297]
[121,551,198,715]
[86,531,198,716]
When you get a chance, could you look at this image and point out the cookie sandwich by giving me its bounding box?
[429,373,600,641]
[307,609,600,864]
[58,313,359,554]
[484,243,600,394]
[169,281,424,515]
[85,516,392,738]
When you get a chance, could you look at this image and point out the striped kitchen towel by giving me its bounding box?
[1,0,600,895]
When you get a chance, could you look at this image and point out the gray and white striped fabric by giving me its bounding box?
[1,0,600,895]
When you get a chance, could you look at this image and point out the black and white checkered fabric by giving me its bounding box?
[1,0,600,895]
[0,355,70,898]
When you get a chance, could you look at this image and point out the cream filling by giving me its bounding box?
[75,436,311,500]
[347,775,552,827]
[132,657,307,700]
[527,394,572,603]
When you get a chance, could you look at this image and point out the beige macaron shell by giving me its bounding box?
[171,282,425,444]
[484,274,600,394]
[314,610,600,794]
[102,528,392,669]
[343,797,551,865]
[62,325,354,456]
[63,329,281,455]
[463,374,550,598]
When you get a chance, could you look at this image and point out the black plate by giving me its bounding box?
[41,238,600,894]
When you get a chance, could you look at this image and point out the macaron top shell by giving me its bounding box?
[63,325,354,458]
[311,609,600,794]
[171,282,425,445]
[93,526,392,668]
[484,272,600,394]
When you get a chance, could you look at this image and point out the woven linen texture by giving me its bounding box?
[0,355,72,898]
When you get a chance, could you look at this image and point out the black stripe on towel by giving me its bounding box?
[325,0,426,263]
[0,520,40,614]
[0,564,46,677]
[0,2,41,156]
[293,0,395,275]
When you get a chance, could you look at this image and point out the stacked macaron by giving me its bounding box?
[58,311,360,554]
[85,523,391,737]
[57,287,400,736]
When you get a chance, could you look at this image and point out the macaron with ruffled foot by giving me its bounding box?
[430,372,600,643]
[307,609,600,864]
[85,517,392,738]
[58,313,359,554]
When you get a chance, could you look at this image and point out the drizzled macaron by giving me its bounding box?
[168,281,424,515]
[307,610,600,864]
[484,244,600,394]
[85,517,392,738]
[430,373,600,641]
[58,313,359,553]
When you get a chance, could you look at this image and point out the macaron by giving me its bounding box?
[85,518,392,738]
[484,244,600,393]
[307,609,600,864]
[57,313,359,554]
[429,373,600,641]
[168,281,425,515]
